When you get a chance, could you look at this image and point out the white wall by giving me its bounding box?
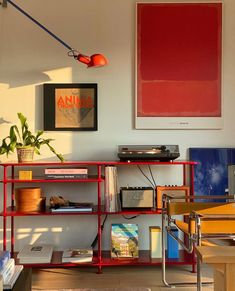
[0,0,235,251]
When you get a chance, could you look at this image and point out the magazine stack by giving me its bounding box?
[62,248,93,263]
[17,244,53,264]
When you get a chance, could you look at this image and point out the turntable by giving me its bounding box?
[117,145,180,161]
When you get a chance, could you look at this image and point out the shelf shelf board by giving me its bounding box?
[14,251,99,267]
[1,206,100,216]
[101,250,193,266]
[0,160,197,167]
[0,207,162,216]
[1,175,104,183]
[13,250,194,268]
[102,209,162,215]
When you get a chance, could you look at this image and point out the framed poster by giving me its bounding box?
[189,148,235,201]
[135,2,222,129]
[43,83,97,131]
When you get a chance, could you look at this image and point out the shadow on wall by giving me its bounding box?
[0,71,51,88]
[0,117,10,124]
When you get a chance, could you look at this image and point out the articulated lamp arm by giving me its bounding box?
[1,0,108,67]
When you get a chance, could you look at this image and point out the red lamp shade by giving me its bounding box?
[76,53,108,68]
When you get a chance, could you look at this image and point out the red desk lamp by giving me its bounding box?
[1,0,108,68]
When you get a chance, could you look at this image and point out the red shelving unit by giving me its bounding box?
[0,160,197,273]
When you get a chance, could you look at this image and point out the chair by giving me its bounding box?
[193,209,235,291]
[161,193,235,288]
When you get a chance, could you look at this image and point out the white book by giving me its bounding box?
[104,166,119,212]
[3,265,23,289]
[17,244,53,264]
[62,248,93,263]
[0,258,15,282]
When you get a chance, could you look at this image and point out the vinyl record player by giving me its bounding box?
[118,145,180,161]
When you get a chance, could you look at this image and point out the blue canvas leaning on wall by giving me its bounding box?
[189,148,235,198]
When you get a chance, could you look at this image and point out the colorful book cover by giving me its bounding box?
[111,224,138,258]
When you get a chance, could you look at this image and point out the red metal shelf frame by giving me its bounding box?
[0,160,197,272]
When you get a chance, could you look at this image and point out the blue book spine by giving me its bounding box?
[0,251,11,270]
[167,228,179,259]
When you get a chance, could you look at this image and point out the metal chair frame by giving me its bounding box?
[161,194,235,289]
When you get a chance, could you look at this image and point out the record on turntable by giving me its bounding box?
[117,145,180,161]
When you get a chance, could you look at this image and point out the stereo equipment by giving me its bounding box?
[118,145,180,161]
[156,185,190,209]
[120,187,154,209]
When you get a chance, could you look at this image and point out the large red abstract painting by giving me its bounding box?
[136,2,222,129]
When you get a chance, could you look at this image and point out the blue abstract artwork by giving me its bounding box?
[189,148,235,197]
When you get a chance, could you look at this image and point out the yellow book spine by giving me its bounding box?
[149,226,162,258]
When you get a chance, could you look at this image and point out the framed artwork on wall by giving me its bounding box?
[189,148,235,201]
[135,2,222,129]
[43,83,97,131]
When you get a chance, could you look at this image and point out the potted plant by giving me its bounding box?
[0,113,64,162]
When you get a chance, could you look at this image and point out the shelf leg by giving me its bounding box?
[96,265,103,274]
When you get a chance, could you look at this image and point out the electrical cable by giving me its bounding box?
[90,215,107,248]
[148,165,157,187]
[137,165,155,188]
[122,215,139,219]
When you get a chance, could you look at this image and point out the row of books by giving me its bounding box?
[0,251,23,289]
[16,244,93,264]
[5,223,161,269]
[45,167,88,179]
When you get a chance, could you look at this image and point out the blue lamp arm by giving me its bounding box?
[5,0,73,51]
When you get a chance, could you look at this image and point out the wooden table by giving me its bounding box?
[195,246,235,291]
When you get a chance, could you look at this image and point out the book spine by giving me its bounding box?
[45,174,88,179]
[3,265,23,289]
[167,227,179,259]
[149,226,162,258]
[51,208,92,212]
[45,168,88,174]
[0,258,15,282]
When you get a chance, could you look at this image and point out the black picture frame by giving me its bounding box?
[43,83,97,131]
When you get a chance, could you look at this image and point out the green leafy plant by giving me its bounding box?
[0,113,64,162]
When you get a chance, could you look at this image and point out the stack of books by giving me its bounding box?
[17,244,53,264]
[62,248,93,263]
[45,167,88,179]
[0,251,23,289]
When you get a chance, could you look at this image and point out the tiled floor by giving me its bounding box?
[32,264,214,290]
